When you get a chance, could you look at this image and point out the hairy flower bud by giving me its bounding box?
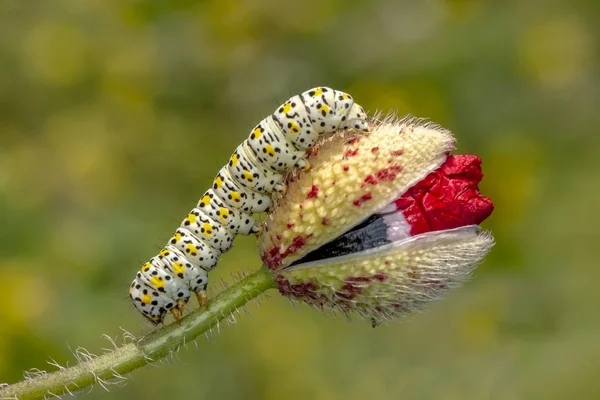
[258,116,494,324]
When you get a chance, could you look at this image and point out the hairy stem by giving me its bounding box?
[0,267,276,400]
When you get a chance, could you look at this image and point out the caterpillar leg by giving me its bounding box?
[253,224,264,236]
[177,298,186,313]
[195,290,209,307]
[171,308,182,322]
[301,159,311,172]
[278,182,288,197]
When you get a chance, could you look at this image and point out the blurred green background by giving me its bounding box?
[1,0,599,399]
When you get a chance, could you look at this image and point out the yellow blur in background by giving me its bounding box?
[1,0,599,399]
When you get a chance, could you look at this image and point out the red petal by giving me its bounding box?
[393,155,494,235]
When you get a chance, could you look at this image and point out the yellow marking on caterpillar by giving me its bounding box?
[160,249,170,257]
[215,175,224,188]
[341,93,350,100]
[243,170,254,182]
[312,87,324,97]
[173,262,185,274]
[282,102,293,114]
[318,104,331,114]
[186,213,197,225]
[231,153,239,166]
[173,232,183,242]
[186,243,198,255]
[142,262,151,272]
[219,207,229,221]
[141,293,151,305]
[200,194,211,206]
[230,191,242,202]
[150,276,164,289]
[265,143,276,157]
[253,127,262,139]
[202,222,213,237]
[289,120,301,133]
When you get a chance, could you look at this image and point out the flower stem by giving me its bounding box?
[0,266,276,400]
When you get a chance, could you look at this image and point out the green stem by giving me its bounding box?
[0,267,276,400]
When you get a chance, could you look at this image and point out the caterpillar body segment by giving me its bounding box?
[197,189,257,235]
[129,86,369,324]
[272,95,319,150]
[180,209,234,253]
[159,247,209,294]
[130,267,180,318]
[246,117,307,172]
[227,143,285,193]
[168,228,220,271]
[212,166,272,213]
[138,258,191,311]
[300,87,340,135]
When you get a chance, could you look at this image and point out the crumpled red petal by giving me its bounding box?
[393,155,494,235]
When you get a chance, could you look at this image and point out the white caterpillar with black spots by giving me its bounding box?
[129,87,369,324]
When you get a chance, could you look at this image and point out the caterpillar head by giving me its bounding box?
[131,247,209,325]
[258,115,495,324]
[332,89,369,131]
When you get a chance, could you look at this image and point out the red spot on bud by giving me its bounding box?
[306,185,319,199]
[336,291,356,300]
[371,147,379,153]
[346,276,373,283]
[267,245,282,267]
[391,150,404,157]
[276,276,322,303]
[263,235,311,270]
[287,222,294,228]
[289,235,308,253]
[343,148,359,159]
[347,137,359,145]
[362,174,378,188]
[321,218,330,225]
[341,284,364,293]
[353,193,373,207]
[376,166,402,181]
[339,274,389,299]
[277,273,392,308]
[343,166,349,172]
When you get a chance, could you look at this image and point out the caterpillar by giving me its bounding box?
[129,87,369,324]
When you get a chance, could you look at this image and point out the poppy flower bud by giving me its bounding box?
[258,116,494,324]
